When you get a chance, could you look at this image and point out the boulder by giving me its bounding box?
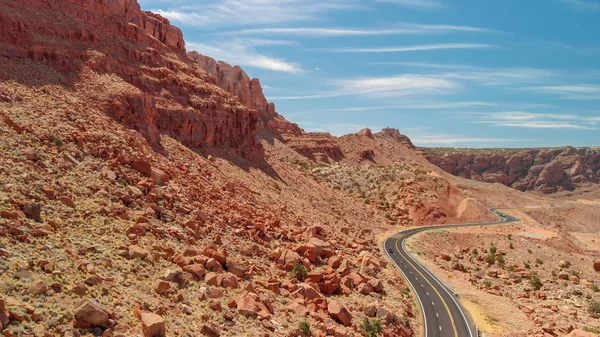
[151,168,169,185]
[278,249,301,270]
[74,299,110,327]
[128,245,149,259]
[221,273,238,288]
[140,312,166,337]
[327,300,352,326]
[594,261,600,272]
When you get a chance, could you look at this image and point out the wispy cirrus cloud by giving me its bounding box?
[187,39,301,72]
[322,43,495,53]
[331,75,459,98]
[562,0,600,11]
[529,84,600,100]
[221,23,497,37]
[151,0,357,27]
[376,0,442,9]
[271,75,460,99]
[377,62,559,85]
[472,111,598,129]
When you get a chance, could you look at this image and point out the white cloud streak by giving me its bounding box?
[221,23,497,37]
[152,0,356,27]
[322,43,495,53]
[376,0,442,8]
[271,75,460,99]
[473,111,598,129]
[187,40,301,73]
[562,0,600,11]
[530,85,600,100]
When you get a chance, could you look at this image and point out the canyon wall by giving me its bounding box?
[188,51,302,135]
[424,147,600,193]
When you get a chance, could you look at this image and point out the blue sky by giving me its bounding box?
[139,0,600,148]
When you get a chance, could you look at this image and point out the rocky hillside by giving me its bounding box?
[0,1,421,336]
[0,0,263,158]
[424,147,600,193]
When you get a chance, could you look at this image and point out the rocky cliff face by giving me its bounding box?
[188,52,302,135]
[424,147,600,193]
[0,0,261,158]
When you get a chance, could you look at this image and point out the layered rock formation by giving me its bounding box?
[282,127,416,165]
[424,147,600,193]
[0,0,261,157]
[188,52,302,135]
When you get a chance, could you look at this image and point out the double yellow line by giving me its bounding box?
[395,238,459,337]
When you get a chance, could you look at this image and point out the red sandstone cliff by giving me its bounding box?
[188,52,302,135]
[424,147,600,193]
[0,0,262,158]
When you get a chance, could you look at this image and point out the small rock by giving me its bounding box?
[58,196,76,208]
[182,304,193,315]
[23,203,41,220]
[128,245,149,259]
[153,280,171,294]
[73,283,88,296]
[28,280,47,296]
[200,324,220,337]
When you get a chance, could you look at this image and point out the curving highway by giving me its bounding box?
[384,209,519,337]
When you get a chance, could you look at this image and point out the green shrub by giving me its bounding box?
[589,301,600,315]
[361,318,383,337]
[496,255,505,266]
[472,248,478,256]
[592,284,599,293]
[484,280,492,288]
[53,137,64,147]
[299,320,311,336]
[485,253,496,265]
[291,263,307,281]
[535,258,543,265]
[489,242,497,255]
[530,275,543,290]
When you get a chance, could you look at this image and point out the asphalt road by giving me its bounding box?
[383,209,519,337]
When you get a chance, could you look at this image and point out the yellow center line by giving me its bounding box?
[396,238,459,337]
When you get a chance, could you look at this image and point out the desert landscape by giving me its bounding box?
[0,1,598,337]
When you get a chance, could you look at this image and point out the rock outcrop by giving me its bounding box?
[424,147,600,193]
[0,0,261,158]
[188,52,302,135]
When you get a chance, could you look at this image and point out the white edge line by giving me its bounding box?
[400,209,520,337]
[402,238,474,337]
[383,237,428,337]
